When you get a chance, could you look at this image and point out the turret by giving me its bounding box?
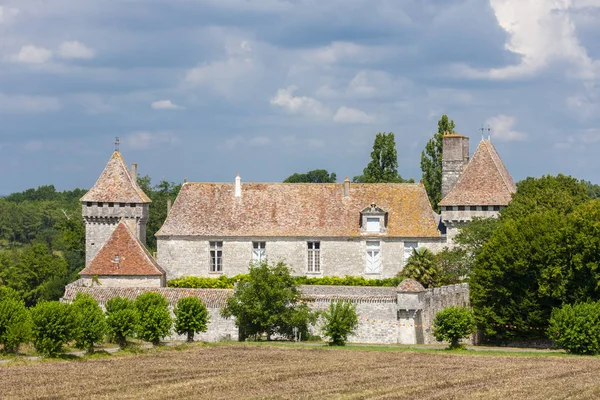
[441,132,469,199]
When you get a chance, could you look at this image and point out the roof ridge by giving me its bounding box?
[482,140,514,195]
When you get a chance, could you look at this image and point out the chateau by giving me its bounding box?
[77,131,515,286]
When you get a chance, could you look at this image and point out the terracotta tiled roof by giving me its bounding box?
[80,220,165,277]
[80,151,151,203]
[439,140,516,206]
[156,182,440,238]
[62,285,232,308]
[396,279,425,293]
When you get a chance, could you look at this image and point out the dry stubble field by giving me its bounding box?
[1,344,600,399]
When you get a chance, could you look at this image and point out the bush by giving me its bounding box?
[135,293,172,345]
[0,287,22,302]
[321,300,358,346]
[222,261,316,341]
[397,248,441,288]
[278,304,319,341]
[174,297,210,342]
[72,293,107,354]
[548,302,600,355]
[433,306,475,349]
[0,298,32,354]
[106,297,138,348]
[31,301,75,357]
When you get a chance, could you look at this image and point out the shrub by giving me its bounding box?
[106,297,138,348]
[433,306,475,349]
[135,293,172,345]
[0,298,32,354]
[31,301,75,357]
[222,261,316,341]
[174,297,210,342]
[0,287,22,302]
[168,274,402,288]
[397,248,441,288]
[278,304,319,341]
[321,300,359,346]
[72,293,107,354]
[548,302,600,355]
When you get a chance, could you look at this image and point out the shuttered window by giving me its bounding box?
[307,242,321,273]
[252,242,266,263]
[365,241,381,274]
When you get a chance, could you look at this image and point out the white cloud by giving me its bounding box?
[301,41,372,65]
[11,45,52,64]
[249,136,271,146]
[485,114,527,141]
[57,41,95,59]
[24,140,43,152]
[333,106,375,124]
[270,86,330,117]
[151,100,181,110]
[0,94,61,113]
[124,131,178,150]
[223,135,271,150]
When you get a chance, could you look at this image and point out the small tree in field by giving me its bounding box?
[72,293,107,354]
[548,302,600,355]
[321,300,359,346]
[106,297,138,348]
[0,298,32,354]
[31,301,75,357]
[433,306,475,349]
[135,292,172,346]
[174,297,210,342]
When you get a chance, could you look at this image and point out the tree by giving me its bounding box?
[435,247,469,285]
[452,217,499,276]
[135,292,172,346]
[548,301,600,355]
[353,132,412,183]
[222,260,315,341]
[321,300,359,346]
[421,115,455,211]
[0,298,32,354]
[284,169,337,183]
[106,296,138,348]
[72,293,107,354]
[433,306,475,349]
[397,248,441,288]
[583,180,600,200]
[174,297,210,342]
[31,301,75,357]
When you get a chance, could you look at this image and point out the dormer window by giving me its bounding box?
[360,204,388,235]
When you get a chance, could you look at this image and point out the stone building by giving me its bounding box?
[156,179,443,280]
[439,133,516,240]
[80,150,151,266]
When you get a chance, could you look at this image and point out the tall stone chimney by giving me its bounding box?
[343,177,350,197]
[442,132,469,199]
[235,174,242,198]
[167,198,172,214]
[131,163,137,178]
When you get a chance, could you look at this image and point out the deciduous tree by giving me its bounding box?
[353,132,412,183]
[284,169,337,183]
[174,296,210,342]
[72,293,107,354]
[135,292,172,346]
[421,115,455,211]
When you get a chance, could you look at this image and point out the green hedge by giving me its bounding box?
[167,275,403,289]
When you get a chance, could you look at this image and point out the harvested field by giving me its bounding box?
[1,344,600,399]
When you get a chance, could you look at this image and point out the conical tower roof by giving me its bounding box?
[81,151,151,203]
[79,219,165,277]
[439,140,516,206]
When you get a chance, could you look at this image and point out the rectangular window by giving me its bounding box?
[97,202,104,207]
[252,241,266,263]
[86,202,92,207]
[119,203,126,207]
[458,206,465,211]
[307,241,321,273]
[404,242,418,263]
[365,241,381,274]
[209,241,223,273]
[108,203,114,208]
[493,205,500,211]
[366,217,380,233]
[130,203,136,208]
[470,206,477,211]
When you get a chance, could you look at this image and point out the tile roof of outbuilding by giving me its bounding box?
[439,140,516,206]
[156,182,441,238]
[80,151,151,203]
[79,220,165,277]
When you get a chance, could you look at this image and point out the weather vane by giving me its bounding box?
[115,137,120,151]
[479,125,491,141]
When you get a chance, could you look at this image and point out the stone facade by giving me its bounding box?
[83,202,149,265]
[157,236,446,280]
[440,206,505,242]
[441,134,469,199]
[62,282,469,345]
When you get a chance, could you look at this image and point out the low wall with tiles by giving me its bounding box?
[63,281,470,345]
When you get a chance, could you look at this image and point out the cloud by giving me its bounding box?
[301,41,374,65]
[270,86,329,117]
[223,135,271,150]
[0,6,19,25]
[57,41,95,59]
[333,106,375,124]
[11,45,52,64]
[0,94,61,113]
[485,114,527,141]
[151,100,182,110]
[24,140,43,152]
[123,131,179,150]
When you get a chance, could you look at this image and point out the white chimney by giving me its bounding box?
[167,198,172,214]
[343,176,350,197]
[131,163,137,178]
[235,174,242,198]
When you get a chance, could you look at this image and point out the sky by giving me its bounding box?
[1,0,599,194]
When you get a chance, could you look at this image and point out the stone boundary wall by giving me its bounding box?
[419,283,470,344]
[62,281,470,345]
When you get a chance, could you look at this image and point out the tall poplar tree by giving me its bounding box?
[421,115,455,212]
[353,132,411,183]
